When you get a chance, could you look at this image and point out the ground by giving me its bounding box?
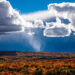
[0,51,75,75]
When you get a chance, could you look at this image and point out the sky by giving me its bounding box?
[8,0,75,13]
[0,0,75,52]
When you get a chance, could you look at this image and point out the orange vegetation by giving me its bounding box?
[0,52,74,75]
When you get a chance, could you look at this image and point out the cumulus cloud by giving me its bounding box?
[44,27,70,37]
[48,3,75,13]
[0,0,75,37]
[1,0,75,52]
[0,0,25,33]
[22,2,75,37]
[48,3,75,31]
[44,18,71,37]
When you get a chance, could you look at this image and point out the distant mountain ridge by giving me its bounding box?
[0,51,74,57]
[0,51,17,56]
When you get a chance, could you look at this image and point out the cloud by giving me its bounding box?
[44,27,71,37]
[22,2,75,37]
[48,3,75,31]
[44,18,71,37]
[22,11,57,28]
[27,31,35,36]
[0,0,75,37]
[0,0,25,33]
[48,3,75,13]
[0,0,42,52]
[1,0,75,52]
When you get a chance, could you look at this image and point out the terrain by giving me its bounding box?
[0,51,75,75]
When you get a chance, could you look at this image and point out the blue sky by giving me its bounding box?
[8,0,75,13]
[0,0,75,52]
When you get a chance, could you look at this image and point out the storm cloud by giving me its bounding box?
[0,0,25,33]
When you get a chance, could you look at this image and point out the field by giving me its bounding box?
[0,51,75,75]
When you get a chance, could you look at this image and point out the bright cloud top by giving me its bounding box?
[0,0,25,33]
[23,3,75,37]
[0,0,75,37]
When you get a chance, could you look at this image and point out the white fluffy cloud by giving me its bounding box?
[48,3,75,31]
[22,2,75,37]
[44,18,71,37]
[0,0,25,33]
[0,0,75,37]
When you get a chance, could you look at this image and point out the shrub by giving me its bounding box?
[33,68,43,75]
